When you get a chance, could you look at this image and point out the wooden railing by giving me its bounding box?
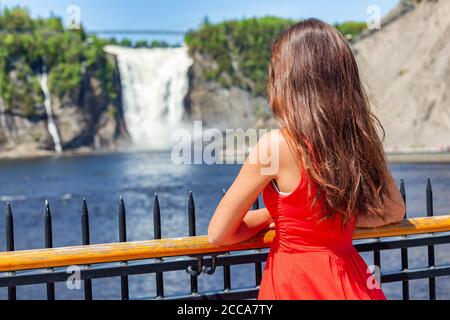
[1,215,449,273]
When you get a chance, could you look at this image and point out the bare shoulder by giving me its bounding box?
[245,129,292,178]
[262,128,296,157]
[248,129,284,158]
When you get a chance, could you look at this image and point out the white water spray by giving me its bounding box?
[105,45,193,150]
[39,72,63,153]
[0,98,11,141]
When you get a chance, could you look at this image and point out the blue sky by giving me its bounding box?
[0,0,399,43]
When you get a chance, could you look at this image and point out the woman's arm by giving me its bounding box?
[210,208,273,246]
[355,173,406,228]
[208,132,278,245]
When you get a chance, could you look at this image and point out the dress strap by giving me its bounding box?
[271,180,293,196]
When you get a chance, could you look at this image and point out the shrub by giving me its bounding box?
[186,17,367,96]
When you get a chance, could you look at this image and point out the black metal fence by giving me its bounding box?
[1,178,450,300]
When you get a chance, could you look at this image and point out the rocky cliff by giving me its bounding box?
[183,17,294,131]
[0,55,129,158]
[0,8,130,158]
[187,1,450,151]
[354,0,450,151]
[1,2,448,158]
[185,51,276,131]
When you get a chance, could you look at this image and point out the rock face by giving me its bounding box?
[188,0,450,151]
[186,52,277,131]
[0,54,129,158]
[354,0,450,151]
[2,0,448,158]
[0,99,51,156]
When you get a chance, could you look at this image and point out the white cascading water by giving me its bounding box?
[39,72,63,153]
[105,45,193,150]
[0,98,11,141]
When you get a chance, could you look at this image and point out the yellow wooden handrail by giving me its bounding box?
[0,215,449,272]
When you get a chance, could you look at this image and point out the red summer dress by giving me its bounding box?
[258,169,387,300]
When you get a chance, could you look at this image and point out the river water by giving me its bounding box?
[0,152,448,300]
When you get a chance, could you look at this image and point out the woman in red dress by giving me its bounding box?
[208,19,406,300]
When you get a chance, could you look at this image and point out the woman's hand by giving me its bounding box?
[355,173,406,228]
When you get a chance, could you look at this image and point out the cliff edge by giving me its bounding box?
[354,0,450,151]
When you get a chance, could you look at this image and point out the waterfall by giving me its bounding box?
[39,72,63,153]
[0,98,12,141]
[105,45,193,150]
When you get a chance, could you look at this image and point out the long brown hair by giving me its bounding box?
[268,18,391,224]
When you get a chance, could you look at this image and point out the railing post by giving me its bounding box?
[118,196,129,300]
[44,201,55,300]
[373,170,382,280]
[252,198,263,287]
[153,194,164,298]
[399,179,410,300]
[5,202,16,300]
[400,178,406,207]
[373,244,381,279]
[426,178,436,300]
[222,189,231,292]
[188,191,198,294]
[81,198,93,300]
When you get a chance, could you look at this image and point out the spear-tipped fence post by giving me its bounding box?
[153,194,164,298]
[222,189,231,291]
[44,200,55,300]
[119,196,129,300]
[399,179,409,300]
[5,202,16,300]
[81,198,93,300]
[426,178,436,300]
[252,197,263,286]
[188,191,198,294]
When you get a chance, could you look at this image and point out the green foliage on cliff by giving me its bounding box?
[185,17,294,96]
[185,17,367,96]
[0,6,117,117]
[334,21,367,38]
[0,7,368,117]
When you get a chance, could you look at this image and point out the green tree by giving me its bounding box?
[185,17,367,96]
[135,40,149,48]
[0,5,119,117]
[334,21,367,38]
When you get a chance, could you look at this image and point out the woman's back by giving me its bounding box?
[257,131,384,299]
[264,130,352,250]
[264,170,353,253]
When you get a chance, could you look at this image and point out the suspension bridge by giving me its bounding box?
[86,29,187,35]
